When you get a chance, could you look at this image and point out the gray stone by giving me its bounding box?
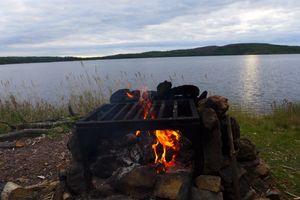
[195,175,222,192]
[191,187,223,200]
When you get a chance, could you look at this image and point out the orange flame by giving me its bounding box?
[126,92,134,99]
[135,130,141,136]
[134,86,181,173]
[152,130,181,170]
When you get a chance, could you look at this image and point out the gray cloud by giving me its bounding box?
[0,0,300,56]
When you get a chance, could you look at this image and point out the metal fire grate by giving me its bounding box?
[76,99,200,132]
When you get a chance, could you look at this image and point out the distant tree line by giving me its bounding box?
[1,43,300,65]
[0,56,81,65]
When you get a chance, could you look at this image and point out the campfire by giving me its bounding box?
[127,87,182,173]
[62,81,278,200]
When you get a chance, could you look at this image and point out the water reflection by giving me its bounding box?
[240,55,260,109]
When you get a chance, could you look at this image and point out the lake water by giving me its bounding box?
[1,54,300,113]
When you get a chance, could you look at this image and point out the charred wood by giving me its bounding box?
[170,85,200,99]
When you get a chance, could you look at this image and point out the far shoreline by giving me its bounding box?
[2,43,300,65]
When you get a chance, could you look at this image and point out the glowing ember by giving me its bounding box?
[126,92,134,99]
[135,130,141,136]
[133,86,181,172]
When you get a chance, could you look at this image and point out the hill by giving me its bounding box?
[100,43,300,59]
[0,56,80,65]
[1,43,300,64]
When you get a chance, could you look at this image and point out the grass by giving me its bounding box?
[230,101,300,197]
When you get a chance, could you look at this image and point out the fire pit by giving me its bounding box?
[62,81,278,200]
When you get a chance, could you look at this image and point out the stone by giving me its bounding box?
[102,195,134,200]
[236,138,258,161]
[113,165,156,198]
[241,188,257,200]
[62,192,72,200]
[157,80,172,98]
[90,154,121,178]
[65,164,90,195]
[191,187,223,200]
[255,159,270,177]
[67,132,83,162]
[201,108,220,131]
[219,164,247,199]
[265,188,280,200]
[92,177,118,197]
[195,175,222,192]
[198,90,208,100]
[206,95,229,117]
[154,172,191,200]
[251,178,270,194]
[200,108,224,174]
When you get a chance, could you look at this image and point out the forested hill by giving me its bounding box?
[0,56,80,65]
[101,43,300,59]
[1,43,300,65]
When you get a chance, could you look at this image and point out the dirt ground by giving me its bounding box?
[0,134,71,186]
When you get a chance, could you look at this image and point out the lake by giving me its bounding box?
[1,54,300,113]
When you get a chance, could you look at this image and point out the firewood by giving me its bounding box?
[18,120,74,129]
[0,129,48,142]
[0,120,16,130]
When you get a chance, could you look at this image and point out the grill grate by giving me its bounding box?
[76,99,200,131]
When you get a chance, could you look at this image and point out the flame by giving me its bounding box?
[135,130,141,136]
[134,86,181,173]
[126,92,134,99]
[152,130,181,170]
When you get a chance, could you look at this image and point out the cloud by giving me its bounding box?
[0,0,300,56]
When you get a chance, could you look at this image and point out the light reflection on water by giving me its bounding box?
[241,55,260,110]
[0,54,300,113]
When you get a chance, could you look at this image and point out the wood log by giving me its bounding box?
[18,120,73,129]
[0,129,48,142]
[0,121,16,130]
[1,182,22,200]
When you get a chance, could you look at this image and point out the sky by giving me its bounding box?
[0,0,300,57]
